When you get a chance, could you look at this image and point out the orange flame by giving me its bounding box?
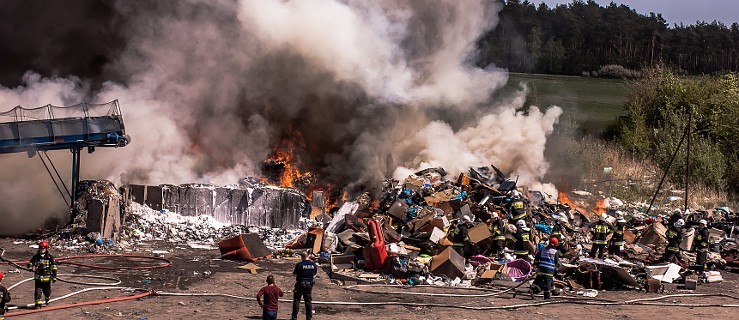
[594,198,607,214]
[558,192,574,207]
[273,150,299,188]
[264,128,312,189]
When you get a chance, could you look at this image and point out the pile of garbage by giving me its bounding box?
[123,203,232,243]
[282,165,736,292]
[121,203,312,251]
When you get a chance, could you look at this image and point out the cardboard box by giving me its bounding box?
[306,227,325,254]
[479,262,504,280]
[331,253,356,271]
[430,247,465,279]
[430,215,450,230]
[388,200,409,220]
[646,278,662,292]
[429,227,447,244]
[424,191,455,214]
[684,274,698,290]
[404,176,425,192]
[467,223,493,244]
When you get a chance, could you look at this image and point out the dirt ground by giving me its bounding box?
[2,238,739,320]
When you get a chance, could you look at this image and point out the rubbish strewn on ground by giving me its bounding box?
[49,165,739,297]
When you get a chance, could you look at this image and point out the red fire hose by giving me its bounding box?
[4,290,155,317]
[1,250,172,270]
[55,254,172,270]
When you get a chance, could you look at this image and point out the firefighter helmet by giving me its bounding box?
[549,237,559,247]
[39,240,49,249]
[516,220,527,229]
[674,219,685,228]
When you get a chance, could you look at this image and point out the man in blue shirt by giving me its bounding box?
[531,237,560,299]
[291,251,317,320]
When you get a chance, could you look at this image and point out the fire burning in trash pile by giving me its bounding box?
[260,130,342,208]
[261,129,313,188]
[558,191,607,218]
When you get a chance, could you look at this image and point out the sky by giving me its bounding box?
[539,0,739,26]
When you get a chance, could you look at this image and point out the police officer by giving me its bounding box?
[663,218,685,263]
[27,240,57,309]
[513,220,532,261]
[590,214,611,259]
[693,219,710,272]
[609,212,627,258]
[291,251,317,320]
[531,237,560,299]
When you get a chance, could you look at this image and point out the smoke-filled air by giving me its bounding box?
[0,0,562,234]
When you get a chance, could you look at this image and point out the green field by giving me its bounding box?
[504,73,627,134]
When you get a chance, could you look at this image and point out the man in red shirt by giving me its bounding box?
[257,275,284,320]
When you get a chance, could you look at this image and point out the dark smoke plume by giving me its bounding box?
[0,0,562,234]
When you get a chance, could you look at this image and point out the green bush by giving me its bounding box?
[593,65,642,79]
[616,67,739,195]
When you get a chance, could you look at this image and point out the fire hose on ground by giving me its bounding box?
[342,282,527,298]
[2,247,738,315]
[4,288,154,317]
[0,247,171,317]
[3,286,739,317]
[152,290,739,309]
[1,248,172,271]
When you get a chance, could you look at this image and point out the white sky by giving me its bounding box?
[538,0,739,26]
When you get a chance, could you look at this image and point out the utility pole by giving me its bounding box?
[685,109,692,212]
[646,108,692,216]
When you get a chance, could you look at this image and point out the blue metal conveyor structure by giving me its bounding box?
[0,100,130,221]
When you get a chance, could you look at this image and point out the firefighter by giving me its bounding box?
[509,198,528,223]
[531,237,560,299]
[451,215,473,258]
[663,219,685,263]
[513,220,532,261]
[27,240,57,309]
[551,215,570,253]
[589,213,611,259]
[693,219,710,272]
[0,271,10,320]
[609,212,627,258]
[489,212,506,258]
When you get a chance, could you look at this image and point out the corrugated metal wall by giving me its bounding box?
[124,183,309,229]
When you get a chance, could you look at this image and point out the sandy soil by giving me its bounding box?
[2,238,738,320]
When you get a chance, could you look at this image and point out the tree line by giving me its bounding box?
[477,0,739,75]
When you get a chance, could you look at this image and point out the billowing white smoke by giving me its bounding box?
[0,0,561,234]
[237,0,506,107]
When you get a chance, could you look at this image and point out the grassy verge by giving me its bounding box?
[549,136,737,211]
[504,73,626,134]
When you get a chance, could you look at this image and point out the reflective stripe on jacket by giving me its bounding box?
[593,223,610,245]
[514,231,530,255]
[665,228,682,252]
[27,253,57,283]
[536,247,558,273]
